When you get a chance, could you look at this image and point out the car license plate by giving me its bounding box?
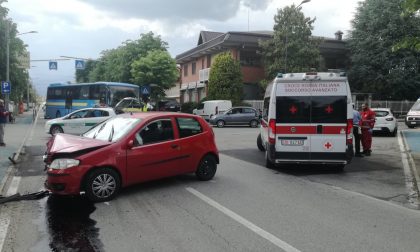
[373,127,380,130]
[281,139,304,146]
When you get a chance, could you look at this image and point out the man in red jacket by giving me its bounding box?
[360,103,376,156]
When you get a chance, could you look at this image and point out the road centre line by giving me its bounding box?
[186,187,301,252]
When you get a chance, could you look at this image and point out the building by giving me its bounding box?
[175,30,348,103]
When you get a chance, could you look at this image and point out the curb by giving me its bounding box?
[0,108,39,196]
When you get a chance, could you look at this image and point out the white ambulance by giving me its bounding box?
[257,72,354,169]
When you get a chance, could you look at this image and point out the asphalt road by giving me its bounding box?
[1,115,420,252]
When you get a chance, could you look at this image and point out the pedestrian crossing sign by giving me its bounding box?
[49,61,58,70]
[141,85,150,95]
[75,59,85,70]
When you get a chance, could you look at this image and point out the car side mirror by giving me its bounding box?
[127,140,134,149]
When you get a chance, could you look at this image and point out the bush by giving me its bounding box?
[181,102,198,114]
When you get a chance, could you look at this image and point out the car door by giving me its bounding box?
[242,108,256,124]
[63,110,89,134]
[225,108,242,125]
[126,118,183,184]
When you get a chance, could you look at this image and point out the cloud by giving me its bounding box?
[81,0,272,21]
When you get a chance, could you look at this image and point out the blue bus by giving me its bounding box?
[45,82,140,118]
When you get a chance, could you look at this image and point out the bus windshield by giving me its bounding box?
[44,82,139,119]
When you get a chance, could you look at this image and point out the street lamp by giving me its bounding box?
[4,18,38,110]
[284,0,311,73]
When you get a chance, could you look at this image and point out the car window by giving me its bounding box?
[69,110,89,119]
[176,117,202,138]
[231,108,242,114]
[135,119,174,146]
[374,111,389,117]
[243,108,255,114]
[93,110,109,117]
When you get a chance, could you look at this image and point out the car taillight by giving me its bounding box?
[269,119,276,144]
[386,117,394,121]
[346,119,353,145]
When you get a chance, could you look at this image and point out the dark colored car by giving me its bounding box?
[44,112,219,202]
[209,106,260,128]
[158,99,181,112]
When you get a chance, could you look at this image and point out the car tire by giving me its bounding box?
[196,155,217,181]
[407,125,416,129]
[250,120,259,128]
[84,168,121,202]
[265,149,274,168]
[216,120,225,128]
[391,128,397,137]
[50,125,64,136]
[56,111,61,118]
[257,133,265,151]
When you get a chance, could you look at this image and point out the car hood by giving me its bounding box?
[407,110,420,116]
[48,133,111,154]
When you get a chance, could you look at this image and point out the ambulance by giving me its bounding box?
[257,72,354,169]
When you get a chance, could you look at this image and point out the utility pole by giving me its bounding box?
[5,19,10,109]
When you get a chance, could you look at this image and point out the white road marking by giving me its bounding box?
[398,131,420,208]
[6,176,21,196]
[186,187,301,252]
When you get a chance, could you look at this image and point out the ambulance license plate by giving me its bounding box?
[281,139,304,146]
[411,122,416,125]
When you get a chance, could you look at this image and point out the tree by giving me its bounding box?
[260,4,321,78]
[393,0,420,52]
[348,0,420,100]
[81,32,169,83]
[207,52,243,105]
[131,50,178,100]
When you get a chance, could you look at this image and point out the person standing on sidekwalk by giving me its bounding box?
[352,104,363,157]
[360,103,376,156]
[0,99,10,146]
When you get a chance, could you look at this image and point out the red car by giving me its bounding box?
[44,112,219,202]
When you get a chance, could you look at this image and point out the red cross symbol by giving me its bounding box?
[289,105,297,114]
[324,142,333,150]
[325,105,333,114]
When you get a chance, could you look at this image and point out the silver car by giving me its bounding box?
[209,107,260,128]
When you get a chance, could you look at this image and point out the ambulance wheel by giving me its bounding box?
[216,120,225,128]
[257,134,265,151]
[265,149,274,168]
[250,120,259,128]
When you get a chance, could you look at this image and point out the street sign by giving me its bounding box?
[75,59,85,70]
[1,81,11,94]
[141,85,151,95]
[49,61,58,70]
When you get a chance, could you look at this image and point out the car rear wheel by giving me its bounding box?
[257,133,265,151]
[50,125,63,136]
[250,120,259,128]
[196,155,217,181]
[84,168,120,202]
[216,120,225,128]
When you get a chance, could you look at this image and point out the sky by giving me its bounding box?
[3,0,362,97]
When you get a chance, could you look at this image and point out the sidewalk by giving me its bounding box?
[0,110,35,193]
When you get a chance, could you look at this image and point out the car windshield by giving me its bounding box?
[374,110,389,117]
[83,117,141,142]
[411,100,420,111]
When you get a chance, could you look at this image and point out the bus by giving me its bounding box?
[45,82,140,119]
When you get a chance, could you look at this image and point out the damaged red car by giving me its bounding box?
[44,112,219,202]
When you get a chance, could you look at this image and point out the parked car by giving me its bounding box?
[45,107,116,136]
[158,99,181,112]
[371,108,398,136]
[209,106,260,128]
[405,98,420,128]
[193,100,232,121]
[114,97,145,113]
[44,112,219,202]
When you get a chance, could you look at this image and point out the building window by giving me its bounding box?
[192,62,196,75]
[239,50,261,66]
[207,55,211,68]
[201,58,205,69]
[184,64,188,76]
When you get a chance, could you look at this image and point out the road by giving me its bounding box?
[1,114,420,252]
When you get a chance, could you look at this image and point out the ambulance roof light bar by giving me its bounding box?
[303,72,321,80]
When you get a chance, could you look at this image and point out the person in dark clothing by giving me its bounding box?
[0,99,10,146]
[353,104,363,157]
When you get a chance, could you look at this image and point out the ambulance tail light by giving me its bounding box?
[268,119,276,144]
[346,119,353,145]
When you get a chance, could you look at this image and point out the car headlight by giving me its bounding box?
[50,159,80,169]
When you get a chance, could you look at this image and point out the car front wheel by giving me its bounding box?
[84,168,121,202]
[216,120,225,128]
[50,125,63,135]
[196,155,217,181]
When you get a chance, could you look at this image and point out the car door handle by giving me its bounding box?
[171,144,179,149]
